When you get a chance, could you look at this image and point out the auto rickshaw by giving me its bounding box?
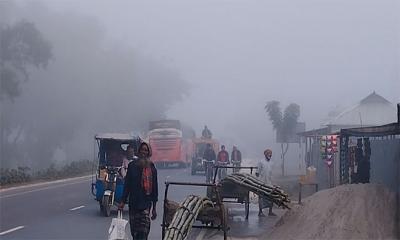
[190,137,219,175]
[91,133,142,216]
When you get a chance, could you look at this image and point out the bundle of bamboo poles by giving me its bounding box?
[164,195,214,240]
[223,173,290,208]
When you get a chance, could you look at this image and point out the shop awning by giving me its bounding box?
[340,122,400,137]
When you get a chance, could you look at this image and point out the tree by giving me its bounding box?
[1,20,52,168]
[0,20,52,101]
[0,6,188,169]
[265,101,300,176]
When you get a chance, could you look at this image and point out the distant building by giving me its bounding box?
[325,91,397,133]
[298,92,398,190]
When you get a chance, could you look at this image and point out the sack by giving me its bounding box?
[108,210,128,240]
[260,196,273,209]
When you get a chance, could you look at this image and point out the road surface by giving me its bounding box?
[0,167,285,239]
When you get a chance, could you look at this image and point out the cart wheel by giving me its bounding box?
[221,204,228,240]
[102,195,111,217]
[245,201,250,220]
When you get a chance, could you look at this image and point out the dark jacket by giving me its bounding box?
[203,148,216,161]
[231,150,242,163]
[122,160,158,210]
[217,150,229,164]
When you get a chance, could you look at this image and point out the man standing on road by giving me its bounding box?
[216,145,230,180]
[231,146,242,173]
[203,143,216,183]
[202,125,212,139]
[119,142,158,240]
[256,149,276,217]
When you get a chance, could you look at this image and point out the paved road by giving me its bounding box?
[0,167,286,240]
[0,167,206,240]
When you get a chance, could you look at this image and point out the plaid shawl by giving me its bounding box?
[142,166,153,196]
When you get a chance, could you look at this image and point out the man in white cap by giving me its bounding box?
[256,149,276,217]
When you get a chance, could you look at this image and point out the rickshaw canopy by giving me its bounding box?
[95,133,140,143]
[95,133,142,167]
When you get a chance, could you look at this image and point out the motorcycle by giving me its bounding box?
[203,159,215,183]
[232,160,241,173]
[216,162,229,180]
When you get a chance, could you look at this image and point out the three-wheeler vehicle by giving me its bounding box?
[91,133,142,216]
[190,137,219,175]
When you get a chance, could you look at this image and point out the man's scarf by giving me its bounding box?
[142,166,153,196]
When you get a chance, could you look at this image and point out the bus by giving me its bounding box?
[147,120,192,168]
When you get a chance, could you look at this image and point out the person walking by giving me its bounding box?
[256,149,276,217]
[119,142,158,240]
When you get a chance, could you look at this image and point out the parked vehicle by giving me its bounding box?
[91,133,142,217]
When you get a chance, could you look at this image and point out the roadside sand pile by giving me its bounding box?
[268,184,398,240]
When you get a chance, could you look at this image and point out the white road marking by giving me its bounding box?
[69,205,85,211]
[0,178,91,199]
[0,226,25,236]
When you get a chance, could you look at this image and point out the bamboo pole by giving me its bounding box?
[164,195,212,240]
[223,173,290,208]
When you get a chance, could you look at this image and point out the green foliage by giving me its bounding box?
[0,167,31,185]
[264,101,283,131]
[1,6,188,170]
[0,20,52,100]
[265,101,300,142]
[281,103,300,142]
[0,160,92,186]
[265,101,300,176]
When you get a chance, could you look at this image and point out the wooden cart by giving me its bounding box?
[209,166,257,220]
[162,181,229,240]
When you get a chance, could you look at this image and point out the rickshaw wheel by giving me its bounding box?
[102,195,111,217]
[221,204,228,240]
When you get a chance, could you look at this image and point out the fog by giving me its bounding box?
[1,0,399,169]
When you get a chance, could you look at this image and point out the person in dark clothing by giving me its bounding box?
[359,138,371,183]
[354,138,363,184]
[203,143,216,183]
[203,143,216,161]
[119,142,158,240]
[231,146,242,173]
[216,145,230,180]
[202,125,212,139]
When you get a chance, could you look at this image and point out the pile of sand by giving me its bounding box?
[268,184,398,240]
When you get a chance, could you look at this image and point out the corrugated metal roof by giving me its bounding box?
[325,92,396,126]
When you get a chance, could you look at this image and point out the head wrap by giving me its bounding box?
[138,142,152,157]
[264,149,272,155]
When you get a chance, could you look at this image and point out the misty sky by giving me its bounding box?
[8,0,400,159]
